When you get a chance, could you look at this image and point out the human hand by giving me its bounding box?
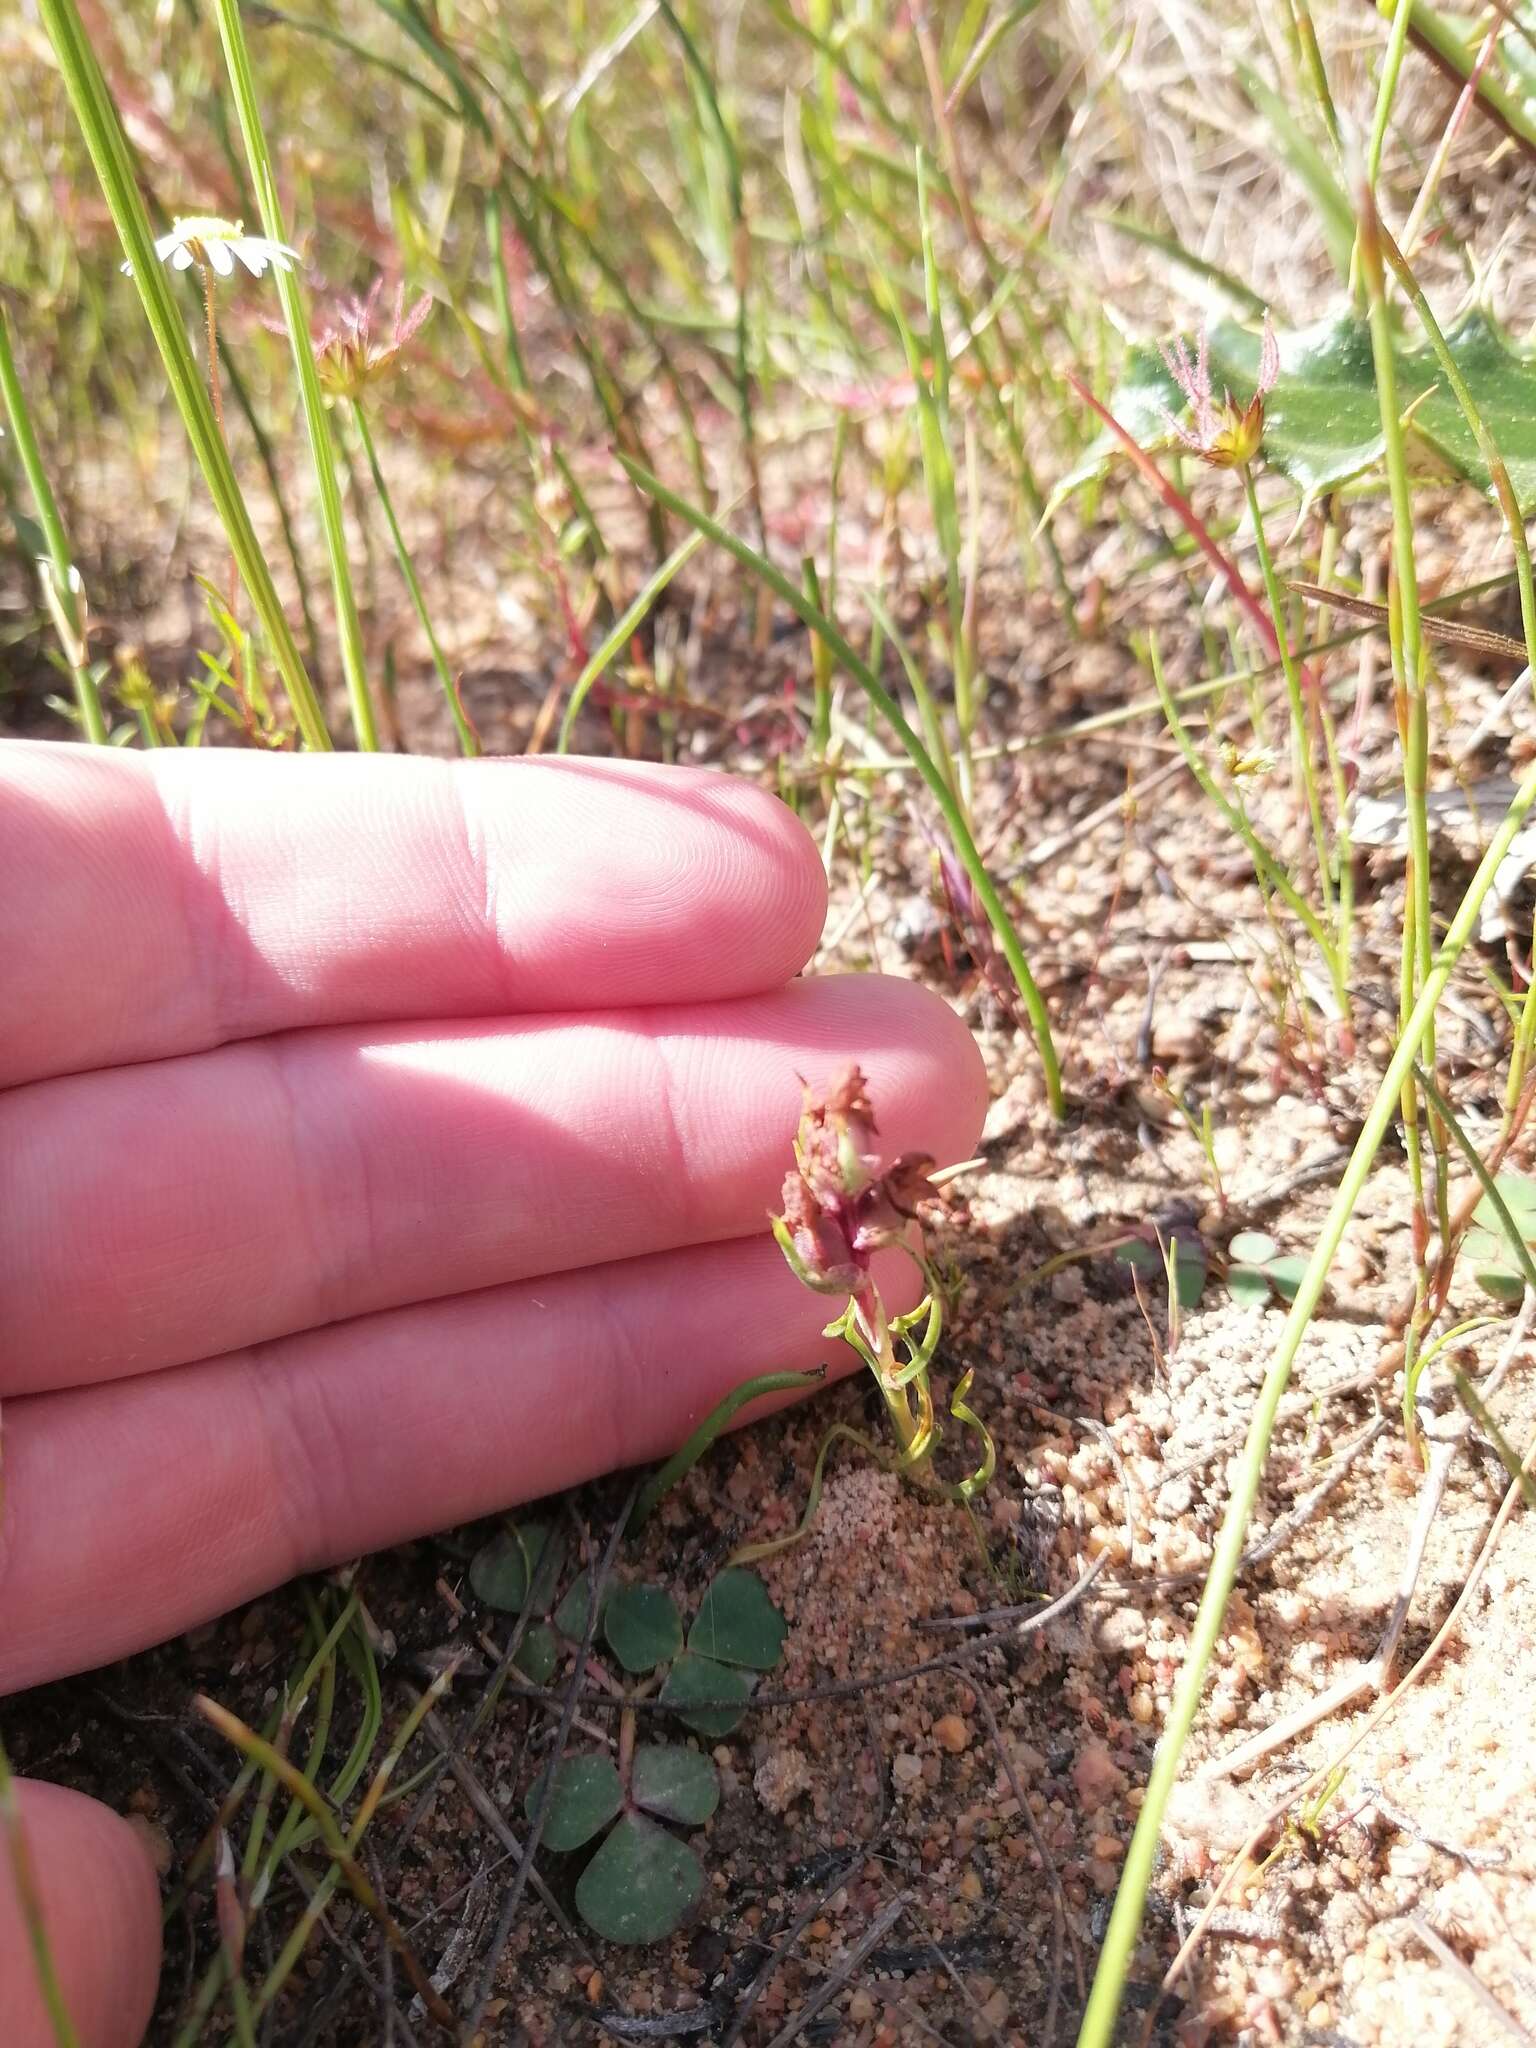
[0,741,986,2047]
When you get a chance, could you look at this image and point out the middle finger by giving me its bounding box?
[2,975,983,1395]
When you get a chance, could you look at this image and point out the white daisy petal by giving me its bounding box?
[208,241,235,278]
[234,243,267,277]
[120,259,135,277]
[153,231,183,260]
[171,246,195,271]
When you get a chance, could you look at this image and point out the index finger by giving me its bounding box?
[0,743,828,1087]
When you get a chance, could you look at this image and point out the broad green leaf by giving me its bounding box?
[1465,1224,1526,1303]
[1171,1243,1207,1311]
[1228,1231,1278,1265]
[1474,1172,1536,1226]
[1265,1256,1308,1302]
[469,1522,566,1614]
[575,1812,703,1944]
[604,1584,683,1675]
[513,1623,559,1687]
[686,1569,787,1671]
[1226,1264,1273,1309]
[525,1754,623,1851]
[553,1576,597,1642]
[659,1652,754,1738]
[1053,309,1536,515]
[1114,1238,1206,1309]
[631,1743,719,1826]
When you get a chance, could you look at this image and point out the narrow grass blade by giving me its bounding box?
[619,457,1065,1115]
[557,528,706,752]
[210,0,376,750]
[351,402,479,756]
[33,0,329,748]
[0,304,107,741]
[1077,736,1536,2048]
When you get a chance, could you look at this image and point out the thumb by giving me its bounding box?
[0,1778,162,2048]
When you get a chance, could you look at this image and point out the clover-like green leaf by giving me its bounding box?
[469,1521,566,1614]
[525,1754,623,1851]
[1265,1255,1308,1302]
[1465,1224,1526,1303]
[575,1812,704,1945]
[1477,1173,1536,1225]
[659,1652,754,1738]
[1228,1230,1277,1265]
[631,1743,719,1826]
[687,1568,787,1671]
[512,1622,559,1687]
[1053,310,1536,514]
[553,1575,597,1642]
[604,1584,683,1675]
[1115,1237,1207,1310]
[1226,1264,1273,1309]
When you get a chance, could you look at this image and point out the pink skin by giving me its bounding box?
[0,742,988,2046]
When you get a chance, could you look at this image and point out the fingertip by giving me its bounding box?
[784,972,990,1167]
[0,1780,161,2048]
[686,771,829,986]
[468,756,829,1003]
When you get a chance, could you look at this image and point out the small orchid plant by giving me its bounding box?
[738,1066,994,1561]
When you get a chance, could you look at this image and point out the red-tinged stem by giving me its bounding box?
[1067,374,1317,695]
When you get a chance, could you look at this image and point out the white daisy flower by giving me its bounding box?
[122,216,298,281]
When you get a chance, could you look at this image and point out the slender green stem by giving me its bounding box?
[350,402,478,756]
[629,1369,826,1532]
[195,1696,453,2028]
[0,303,107,742]
[1361,192,1432,1014]
[35,0,328,749]
[1240,463,1334,926]
[1151,643,1342,985]
[1368,0,1418,182]
[556,529,707,753]
[620,456,1065,1115]
[210,0,377,751]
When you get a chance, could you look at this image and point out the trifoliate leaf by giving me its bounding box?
[469,1522,566,1614]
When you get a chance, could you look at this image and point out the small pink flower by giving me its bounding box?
[772,1067,934,1295]
[287,276,433,398]
[1160,315,1278,468]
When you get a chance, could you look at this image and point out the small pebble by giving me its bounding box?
[933,1714,971,1754]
